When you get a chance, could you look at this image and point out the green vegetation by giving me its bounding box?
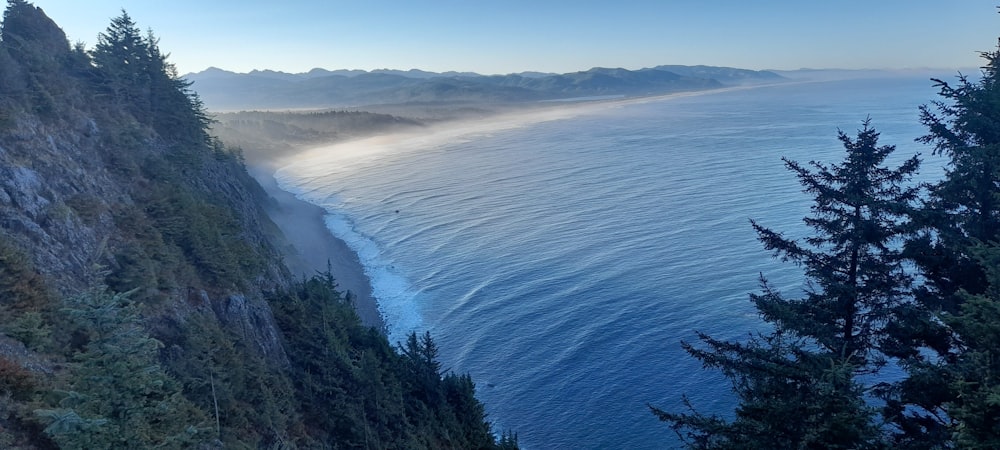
[653,21,1000,450]
[0,2,515,448]
[270,273,510,449]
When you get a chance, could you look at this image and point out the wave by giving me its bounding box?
[273,172,423,344]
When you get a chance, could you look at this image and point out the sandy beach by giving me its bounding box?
[248,165,385,331]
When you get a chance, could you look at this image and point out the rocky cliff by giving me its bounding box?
[0,3,290,365]
[0,3,514,449]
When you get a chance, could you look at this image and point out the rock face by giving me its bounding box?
[0,119,115,293]
[0,3,292,366]
[0,109,293,364]
[213,293,289,365]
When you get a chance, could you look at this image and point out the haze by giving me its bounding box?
[32,0,999,76]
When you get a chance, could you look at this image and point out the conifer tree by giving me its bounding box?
[653,120,920,448]
[886,36,1000,447]
[943,242,1000,448]
[34,287,209,449]
[91,10,150,111]
[753,119,920,368]
[143,28,212,144]
[905,38,1000,313]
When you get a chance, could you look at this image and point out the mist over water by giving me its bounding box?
[276,77,948,449]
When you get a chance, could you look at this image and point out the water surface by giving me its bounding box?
[277,76,947,449]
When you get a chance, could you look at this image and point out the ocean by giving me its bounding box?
[275,76,950,449]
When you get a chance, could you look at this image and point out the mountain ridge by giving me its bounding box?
[184,65,785,110]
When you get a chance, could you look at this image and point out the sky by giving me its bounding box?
[24,1,1000,76]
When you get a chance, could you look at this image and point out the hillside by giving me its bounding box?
[0,3,515,448]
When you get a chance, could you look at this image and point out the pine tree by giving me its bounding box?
[905,38,1000,312]
[652,330,881,449]
[943,242,1000,448]
[143,29,212,144]
[887,36,1000,447]
[34,286,210,449]
[91,10,152,114]
[653,120,920,448]
[753,119,920,368]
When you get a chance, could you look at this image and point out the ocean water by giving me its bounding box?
[275,76,950,449]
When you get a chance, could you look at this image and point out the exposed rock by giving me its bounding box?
[212,293,289,366]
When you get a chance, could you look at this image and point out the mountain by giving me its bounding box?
[650,64,785,84]
[184,65,780,110]
[477,67,723,96]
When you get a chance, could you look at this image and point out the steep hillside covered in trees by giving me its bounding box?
[0,2,515,448]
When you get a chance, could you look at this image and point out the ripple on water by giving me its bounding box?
[277,77,949,449]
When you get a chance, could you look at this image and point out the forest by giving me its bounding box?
[651,27,1000,450]
[0,1,516,448]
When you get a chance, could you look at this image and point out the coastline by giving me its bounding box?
[248,164,385,331]
[233,84,788,335]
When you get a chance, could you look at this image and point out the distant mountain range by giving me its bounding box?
[185,65,786,111]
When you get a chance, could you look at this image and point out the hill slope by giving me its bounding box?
[0,3,515,448]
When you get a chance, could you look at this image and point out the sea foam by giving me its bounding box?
[273,171,424,343]
[270,97,634,341]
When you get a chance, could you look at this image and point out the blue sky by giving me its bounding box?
[28,1,1000,75]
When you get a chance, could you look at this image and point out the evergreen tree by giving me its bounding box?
[944,242,1000,448]
[753,119,920,368]
[888,37,1000,447]
[653,120,920,448]
[143,28,212,145]
[1,0,75,115]
[91,10,150,112]
[0,4,514,448]
[653,331,881,449]
[905,38,1000,312]
[34,287,209,449]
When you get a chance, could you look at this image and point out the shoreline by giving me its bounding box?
[237,83,790,335]
[248,164,385,331]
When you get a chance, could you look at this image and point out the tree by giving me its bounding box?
[753,119,920,368]
[653,120,920,448]
[143,28,212,145]
[943,242,1000,448]
[888,37,1000,447]
[905,38,1000,313]
[34,286,210,449]
[91,10,150,111]
[653,330,881,449]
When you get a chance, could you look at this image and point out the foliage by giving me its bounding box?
[884,37,1000,447]
[944,244,1000,449]
[0,3,513,449]
[752,119,919,368]
[654,19,1000,449]
[0,358,36,402]
[163,311,299,447]
[34,286,210,449]
[905,41,1000,312]
[653,332,880,449]
[654,120,919,448]
[0,238,56,351]
[269,272,511,449]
